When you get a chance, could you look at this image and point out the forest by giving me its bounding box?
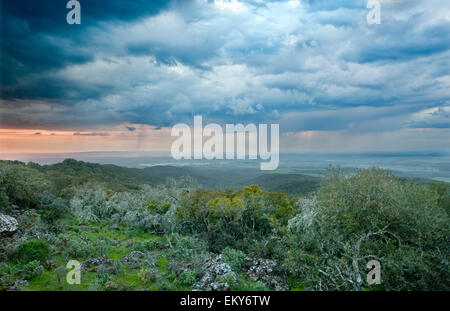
[0,159,449,291]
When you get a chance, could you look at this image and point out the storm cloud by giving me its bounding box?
[1,0,449,142]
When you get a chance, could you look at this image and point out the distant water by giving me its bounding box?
[1,151,449,182]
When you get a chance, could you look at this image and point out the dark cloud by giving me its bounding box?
[1,0,449,138]
[1,0,173,97]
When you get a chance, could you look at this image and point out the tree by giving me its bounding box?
[286,168,449,290]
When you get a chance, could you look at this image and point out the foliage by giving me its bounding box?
[175,269,198,286]
[138,267,161,285]
[176,185,295,251]
[286,167,449,290]
[58,234,107,260]
[0,161,53,211]
[15,240,49,264]
[221,247,246,272]
[39,196,68,226]
[1,159,448,291]
[236,278,268,291]
[20,260,44,280]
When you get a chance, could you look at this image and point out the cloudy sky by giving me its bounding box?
[1,0,449,153]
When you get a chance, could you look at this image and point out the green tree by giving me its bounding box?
[286,168,449,290]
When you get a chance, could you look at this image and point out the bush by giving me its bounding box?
[175,186,295,251]
[138,267,161,285]
[217,271,238,288]
[237,278,268,291]
[15,240,49,264]
[20,260,44,280]
[130,240,159,252]
[40,197,68,225]
[0,262,16,289]
[70,184,107,222]
[286,168,450,290]
[221,247,246,272]
[61,236,107,260]
[169,234,211,265]
[175,269,198,286]
[0,162,52,211]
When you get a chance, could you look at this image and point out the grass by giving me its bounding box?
[18,218,171,291]
[8,218,297,291]
[24,269,98,291]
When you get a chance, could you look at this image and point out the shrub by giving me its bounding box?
[175,269,198,286]
[130,240,159,252]
[20,260,44,280]
[40,197,68,225]
[156,278,177,291]
[169,234,210,263]
[0,162,52,211]
[15,240,49,264]
[237,278,268,291]
[70,184,107,222]
[97,261,122,276]
[286,167,450,290]
[0,262,16,289]
[61,236,107,260]
[217,271,238,288]
[175,186,295,251]
[138,267,161,285]
[57,234,109,260]
[221,247,246,272]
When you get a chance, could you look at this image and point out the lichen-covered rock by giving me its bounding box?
[209,282,231,291]
[82,256,113,272]
[194,255,235,291]
[0,213,18,234]
[243,257,289,291]
[120,251,147,268]
[6,279,29,291]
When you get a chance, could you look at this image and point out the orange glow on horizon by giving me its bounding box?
[0,125,173,153]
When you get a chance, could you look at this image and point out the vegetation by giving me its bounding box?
[15,240,49,264]
[0,160,448,291]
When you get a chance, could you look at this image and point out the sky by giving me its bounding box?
[1,0,449,154]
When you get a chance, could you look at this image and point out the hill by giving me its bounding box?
[245,173,320,195]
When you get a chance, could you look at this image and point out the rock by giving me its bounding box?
[6,279,29,291]
[243,257,289,291]
[104,280,118,290]
[209,282,230,291]
[204,255,233,275]
[82,256,113,272]
[0,213,18,234]
[194,255,235,291]
[120,251,146,267]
